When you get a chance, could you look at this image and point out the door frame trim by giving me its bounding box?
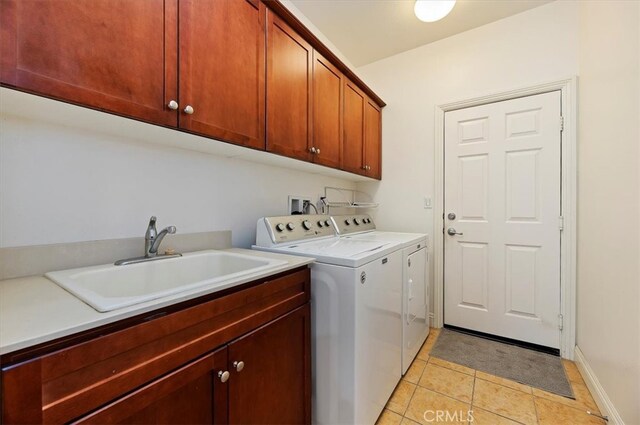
[433,77,578,359]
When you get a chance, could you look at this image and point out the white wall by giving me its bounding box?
[355,0,580,315]
[576,2,640,423]
[0,112,353,248]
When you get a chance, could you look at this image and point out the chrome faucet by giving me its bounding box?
[145,216,176,258]
[115,216,182,266]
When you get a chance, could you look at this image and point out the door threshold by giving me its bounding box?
[443,325,560,356]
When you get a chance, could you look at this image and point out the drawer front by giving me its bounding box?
[1,268,310,424]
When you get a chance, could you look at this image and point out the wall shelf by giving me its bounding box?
[321,187,378,213]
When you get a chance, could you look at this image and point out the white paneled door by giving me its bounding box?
[444,91,562,349]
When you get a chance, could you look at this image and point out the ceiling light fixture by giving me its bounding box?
[414,0,456,23]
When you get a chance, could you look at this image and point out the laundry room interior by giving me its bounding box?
[0,0,638,424]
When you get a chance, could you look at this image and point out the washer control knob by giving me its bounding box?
[354,218,361,225]
[325,220,331,227]
[317,220,324,227]
[344,219,351,225]
[302,220,312,230]
[286,222,295,231]
[275,223,285,232]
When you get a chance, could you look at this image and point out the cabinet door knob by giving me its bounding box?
[167,100,179,110]
[183,105,194,115]
[316,148,321,154]
[233,360,245,372]
[309,147,317,154]
[218,370,230,383]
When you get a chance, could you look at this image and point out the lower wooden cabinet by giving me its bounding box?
[1,267,311,425]
[74,348,229,424]
[72,306,310,425]
[228,305,310,424]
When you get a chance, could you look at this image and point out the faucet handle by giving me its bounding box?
[148,216,157,225]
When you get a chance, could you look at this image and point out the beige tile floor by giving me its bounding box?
[377,328,605,425]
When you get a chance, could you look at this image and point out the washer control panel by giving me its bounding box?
[262,215,335,244]
[331,214,376,235]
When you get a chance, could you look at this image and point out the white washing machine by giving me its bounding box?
[331,214,430,375]
[253,215,403,425]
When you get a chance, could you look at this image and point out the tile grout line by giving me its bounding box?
[474,375,532,395]
[532,387,541,425]
[468,374,477,425]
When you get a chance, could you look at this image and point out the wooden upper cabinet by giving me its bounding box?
[228,305,311,424]
[0,0,178,127]
[342,79,382,179]
[179,0,265,149]
[364,99,382,179]
[342,79,366,175]
[312,51,343,169]
[266,10,313,162]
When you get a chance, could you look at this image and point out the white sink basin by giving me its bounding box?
[45,251,288,312]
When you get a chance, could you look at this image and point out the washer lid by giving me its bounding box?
[343,231,427,248]
[255,238,400,267]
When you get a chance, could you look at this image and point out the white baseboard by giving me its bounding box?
[574,346,625,425]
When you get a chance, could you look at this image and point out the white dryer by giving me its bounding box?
[331,214,430,374]
[253,215,403,425]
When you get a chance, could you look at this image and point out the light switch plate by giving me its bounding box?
[424,197,432,209]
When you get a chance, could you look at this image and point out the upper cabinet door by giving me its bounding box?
[342,80,366,175]
[312,51,343,169]
[0,0,178,127]
[266,10,313,162]
[179,0,265,149]
[364,99,382,179]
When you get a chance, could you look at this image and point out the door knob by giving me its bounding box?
[183,105,194,115]
[233,360,245,372]
[218,370,230,383]
[447,228,463,236]
[167,100,179,110]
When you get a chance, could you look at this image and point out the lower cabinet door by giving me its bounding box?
[73,348,229,425]
[228,304,311,425]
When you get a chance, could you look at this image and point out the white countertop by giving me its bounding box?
[0,248,314,356]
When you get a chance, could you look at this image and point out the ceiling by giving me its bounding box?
[290,0,553,67]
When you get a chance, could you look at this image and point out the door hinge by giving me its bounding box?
[558,314,564,331]
[560,116,564,132]
[558,216,564,231]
